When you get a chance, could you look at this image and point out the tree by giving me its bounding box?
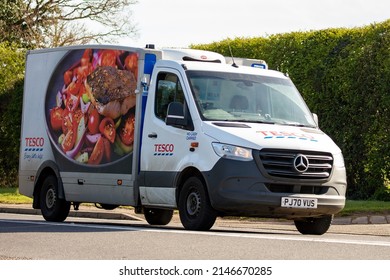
[0,42,25,95]
[0,0,138,48]
[0,43,25,187]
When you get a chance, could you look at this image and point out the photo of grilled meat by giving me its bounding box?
[85,66,137,119]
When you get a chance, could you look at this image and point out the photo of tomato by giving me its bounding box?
[61,123,76,152]
[61,109,73,135]
[125,53,138,75]
[119,112,135,146]
[102,137,112,162]
[50,106,63,131]
[45,48,139,168]
[88,136,104,165]
[88,108,100,135]
[99,50,118,67]
[99,117,116,144]
[63,70,73,86]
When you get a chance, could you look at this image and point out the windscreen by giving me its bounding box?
[187,70,317,127]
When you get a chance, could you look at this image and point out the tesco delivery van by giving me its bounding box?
[19,45,347,234]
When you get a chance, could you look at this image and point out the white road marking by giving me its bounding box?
[2,218,390,248]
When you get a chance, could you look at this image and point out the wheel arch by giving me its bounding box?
[175,167,207,204]
[33,160,65,209]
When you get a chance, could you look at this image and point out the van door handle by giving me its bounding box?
[148,133,158,138]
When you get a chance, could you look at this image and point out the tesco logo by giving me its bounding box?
[25,137,45,147]
[154,143,174,153]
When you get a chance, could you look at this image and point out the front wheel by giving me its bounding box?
[39,175,70,222]
[294,215,333,235]
[144,208,173,225]
[179,177,217,231]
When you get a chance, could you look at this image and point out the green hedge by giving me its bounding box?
[193,20,390,200]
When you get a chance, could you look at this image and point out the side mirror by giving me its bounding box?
[166,102,186,127]
[312,113,319,127]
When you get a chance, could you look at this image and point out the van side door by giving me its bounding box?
[140,69,193,207]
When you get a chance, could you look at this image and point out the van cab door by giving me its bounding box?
[140,68,194,207]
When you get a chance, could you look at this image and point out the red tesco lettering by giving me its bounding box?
[154,144,174,153]
[258,131,314,140]
[25,137,45,147]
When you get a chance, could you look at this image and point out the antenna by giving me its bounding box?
[228,45,238,68]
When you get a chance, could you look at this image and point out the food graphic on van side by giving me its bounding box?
[46,49,138,165]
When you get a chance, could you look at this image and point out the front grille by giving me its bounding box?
[266,184,329,194]
[258,149,333,179]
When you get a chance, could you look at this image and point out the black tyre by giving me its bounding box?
[294,215,333,235]
[178,177,217,231]
[39,175,70,222]
[144,208,173,225]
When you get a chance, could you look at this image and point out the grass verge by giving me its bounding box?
[0,187,32,204]
[340,200,390,216]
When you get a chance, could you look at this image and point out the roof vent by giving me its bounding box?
[145,44,155,49]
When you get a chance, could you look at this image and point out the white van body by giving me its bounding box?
[19,45,347,234]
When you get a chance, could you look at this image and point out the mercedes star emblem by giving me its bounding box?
[293,154,309,173]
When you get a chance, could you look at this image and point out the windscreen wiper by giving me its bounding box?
[283,122,315,128]
[226,119,276,125]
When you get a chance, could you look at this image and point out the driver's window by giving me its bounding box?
[155,72,185,120]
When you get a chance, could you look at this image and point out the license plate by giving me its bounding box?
[281,197,318,209]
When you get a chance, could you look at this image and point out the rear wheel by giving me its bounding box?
[179,177,217,231]
[40,175,70,222]
[294,215,333,235]
[144,208,173,225]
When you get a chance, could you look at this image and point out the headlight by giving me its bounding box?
[212,143,253,161]
[333,152,345,168]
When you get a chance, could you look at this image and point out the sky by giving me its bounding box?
[119,0,390,48]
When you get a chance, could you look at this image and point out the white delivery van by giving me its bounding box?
[19,45,347,234]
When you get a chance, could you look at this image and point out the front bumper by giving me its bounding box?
[203,157,347,219]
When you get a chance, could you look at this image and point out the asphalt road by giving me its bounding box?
[1,212,389,260]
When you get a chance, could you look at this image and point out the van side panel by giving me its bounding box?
[19,46,158,207]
